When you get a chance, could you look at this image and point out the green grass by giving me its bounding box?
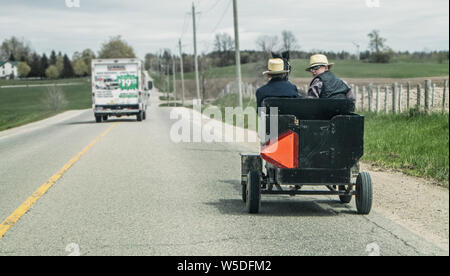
[182,59,449,79]
[0,83,91,131]
[362,110,449,187]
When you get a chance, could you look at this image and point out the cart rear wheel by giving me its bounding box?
[102,115,108,121]
[136,111,143,121]
[95,115,102,123]
[246,171,261,214]
[356,172,373,214]
[339,185,352,204]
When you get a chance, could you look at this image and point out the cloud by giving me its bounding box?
[0,0,448,59]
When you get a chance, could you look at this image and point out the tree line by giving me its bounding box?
[145,30,449,76]
[0,36,136,79]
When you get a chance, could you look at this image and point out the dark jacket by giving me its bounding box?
[309,71,351,99]
[256,77,299,108]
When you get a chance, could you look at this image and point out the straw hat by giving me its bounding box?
[305,54,334,71]
[263,58,289,75]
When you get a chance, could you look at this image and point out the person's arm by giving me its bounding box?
[307,78,322,98]
[342,80,356,102]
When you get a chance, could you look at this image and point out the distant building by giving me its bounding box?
[0,60,19,79]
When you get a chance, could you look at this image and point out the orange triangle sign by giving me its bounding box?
[261,131,299,169]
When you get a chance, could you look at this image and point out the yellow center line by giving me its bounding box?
[0,122,119,238]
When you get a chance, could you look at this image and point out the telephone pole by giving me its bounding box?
[172,56,177,106]
[233,0,243,108]
[192,2,201,103]
[179,39,186,106]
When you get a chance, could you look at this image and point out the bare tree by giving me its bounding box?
[256,35,279,54]
[281,30,299,52]
[368,30,386,54]
[213,33,234,52]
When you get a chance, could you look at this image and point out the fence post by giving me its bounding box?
[406,82,411,110]
[368,84,373,112]
[384,85,389,114]
[354,86,358,110]
[443,80,448,113]
[425,80,431,113]
[376,85,380,114]
[392,83,397,114]
[398,84,403,113]
[416,84,422,111]
[361,86,365,111]
[432,83,436,108]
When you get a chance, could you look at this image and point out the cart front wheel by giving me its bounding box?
[246,171,261,214]
[356,172,373,215]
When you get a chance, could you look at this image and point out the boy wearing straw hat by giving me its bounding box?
[256,58,300,108]
[306,54,355,101]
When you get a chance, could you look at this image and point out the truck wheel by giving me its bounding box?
[241,181,247,203]
[102,115,108,121]
[136,111,143,121]
[339,185,352,204]
[356,172,373,215]
[95,115,102,123]
[246,171,261,214]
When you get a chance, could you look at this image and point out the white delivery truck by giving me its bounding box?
[91,58,152,122]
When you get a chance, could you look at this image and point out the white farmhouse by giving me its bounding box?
[0,61,19,79]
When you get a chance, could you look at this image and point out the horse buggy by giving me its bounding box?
[240,98,373,214]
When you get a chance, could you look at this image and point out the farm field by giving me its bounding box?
[182,59,449,80]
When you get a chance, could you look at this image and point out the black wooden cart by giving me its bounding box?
[240,98,373,214]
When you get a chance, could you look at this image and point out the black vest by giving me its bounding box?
[310,71,349,99]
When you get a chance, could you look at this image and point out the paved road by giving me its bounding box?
[0,93,447,256]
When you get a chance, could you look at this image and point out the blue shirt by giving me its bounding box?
[256,77,300,108]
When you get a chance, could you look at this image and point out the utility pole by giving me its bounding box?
[233,0,243,107]
[172,56,177,106]
[352,41,360,61]
[192,2,201,103]
[179,39,185,106]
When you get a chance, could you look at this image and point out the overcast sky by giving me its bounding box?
[0,0,448,59]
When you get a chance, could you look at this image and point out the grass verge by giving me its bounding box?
[362,110,449,187]
[0,83,91,131]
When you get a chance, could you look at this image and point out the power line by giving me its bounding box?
[203,0,224,14]
[211,0,232,34]
[180,13,190,41]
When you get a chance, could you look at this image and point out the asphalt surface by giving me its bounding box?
[0,92,447,256]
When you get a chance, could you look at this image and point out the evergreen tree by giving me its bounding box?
[40,54,49,78]
[29,53,41,78]
[49,50,57,65]
[61,54,74,78]
[9,53,15,61]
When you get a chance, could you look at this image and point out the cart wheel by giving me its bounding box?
[356,172,373,215]
[143,111,147,120]
[136,111,143,121]
[102,115,108,121]
[339,185,352,204]
[95,115,102,123]
[246,171,261,214]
